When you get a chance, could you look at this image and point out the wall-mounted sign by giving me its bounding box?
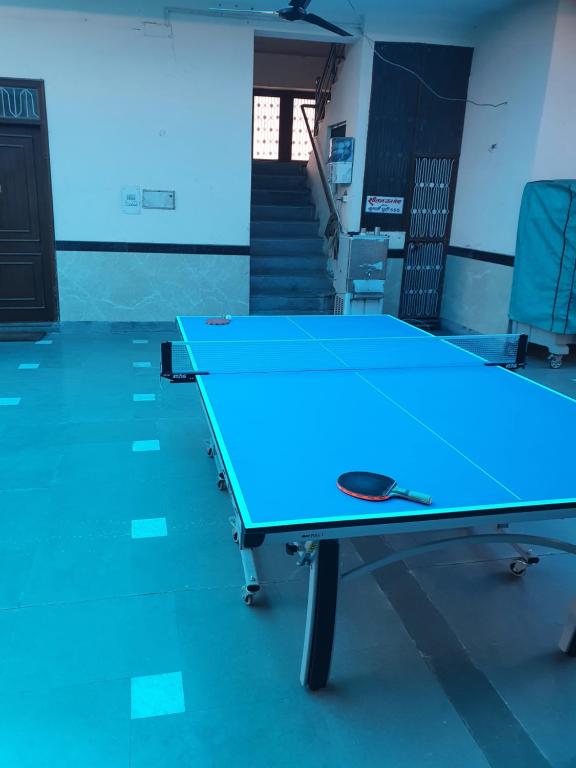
[121,186,141,215]
[365,195,404,214]
[142,189,176,210]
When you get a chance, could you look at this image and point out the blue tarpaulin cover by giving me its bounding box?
[509,180,576,334]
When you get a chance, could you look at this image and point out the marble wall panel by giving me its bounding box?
[383,258,403,316]
[57,252,249,321]
[440,254,513,334]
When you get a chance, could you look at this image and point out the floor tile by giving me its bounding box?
[411,554,576,767]
[21,533,133,605]
[132,517,168,539]
[0,593,180,689]
[0,679,129,768]
[132,439,160,452]
[0,541,39,609]
[130,649,490,768]
[0,445,63,491]
[0,324,574,768]
[131,671,185,719]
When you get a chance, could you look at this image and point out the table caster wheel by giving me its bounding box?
[548,353,563,369]
[241,587,254,606]
[217,474,227,491]
[207,445,215,458]
[510,559,528,576]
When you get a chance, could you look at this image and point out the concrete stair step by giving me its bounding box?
[251,255,327,272]
[250,294,334,314]
[251,204,316,221]
[251,189,312,205]
[250,220,319,238]
[252,174,308,190]
[251,237,324,256]
[252,160,306,176]
[250,273,333,293]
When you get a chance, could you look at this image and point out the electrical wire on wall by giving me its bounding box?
[343,0,508,109]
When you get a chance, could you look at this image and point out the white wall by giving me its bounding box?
[308,37,374,236]
[0,7,254,245]
[253,52,322,90]
[441,0,576,334]
[450,0,558,255]
[532,0,576,179]
[0,4,254,319]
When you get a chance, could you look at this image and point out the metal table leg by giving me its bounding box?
[560,598,576,655]
[300,539,340,691]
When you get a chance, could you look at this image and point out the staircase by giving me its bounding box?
[250,160,334,315]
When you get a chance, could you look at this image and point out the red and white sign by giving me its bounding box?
[365,195,404,214]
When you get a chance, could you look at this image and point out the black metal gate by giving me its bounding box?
[399,156,457,326]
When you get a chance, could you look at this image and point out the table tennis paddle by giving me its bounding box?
[206,315,232,326]
[337,471,432,505]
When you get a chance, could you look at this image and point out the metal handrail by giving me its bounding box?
[300,103,342,238]
[314,43,345,135]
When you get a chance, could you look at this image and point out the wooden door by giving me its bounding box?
[0,80,57,322]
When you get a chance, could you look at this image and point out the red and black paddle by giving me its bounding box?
[337,471,432,505]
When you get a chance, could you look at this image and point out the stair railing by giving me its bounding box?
[300,103,342,259]
[314,43,346,136]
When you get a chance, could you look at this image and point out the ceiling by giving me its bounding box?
[254,37,332,56]
[209,0,527,29]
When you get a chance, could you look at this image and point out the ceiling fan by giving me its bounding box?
[209,0,352,37]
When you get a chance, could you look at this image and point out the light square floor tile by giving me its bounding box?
[18,363,40,370]
[133,394,156,402]
[0,398,21,406]
[132,440,160,452]
[0,678,129,768]
[133,340,149,345]
[133,362,152,368]
[132,517,168,539]
[131,671,185,720]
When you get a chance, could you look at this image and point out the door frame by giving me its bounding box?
[0,76,58,322]
[252,88,315,163]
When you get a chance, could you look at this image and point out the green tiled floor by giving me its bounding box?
[0,323,575,767]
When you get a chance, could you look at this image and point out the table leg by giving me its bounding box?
[300,539,340,690]
[239,545,260,605]
[559,598,576,655]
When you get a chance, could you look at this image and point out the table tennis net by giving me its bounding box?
[161,334,527,379]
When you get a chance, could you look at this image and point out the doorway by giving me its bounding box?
[252,37,332,163]
[0,79,57,322]
[252,89,315,162]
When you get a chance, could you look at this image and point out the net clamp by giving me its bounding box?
[160,341,210,383]
[160,370,210,384]
[285,541,318,566]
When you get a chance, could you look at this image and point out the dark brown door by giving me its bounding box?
[0,82,57,322]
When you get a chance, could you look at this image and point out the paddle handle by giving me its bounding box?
[393,486,432,505]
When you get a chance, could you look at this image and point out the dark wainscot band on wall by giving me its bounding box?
[448,246,515,267]
[55,241,250,255]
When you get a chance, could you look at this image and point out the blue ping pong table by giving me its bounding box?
[173,313,576,690]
